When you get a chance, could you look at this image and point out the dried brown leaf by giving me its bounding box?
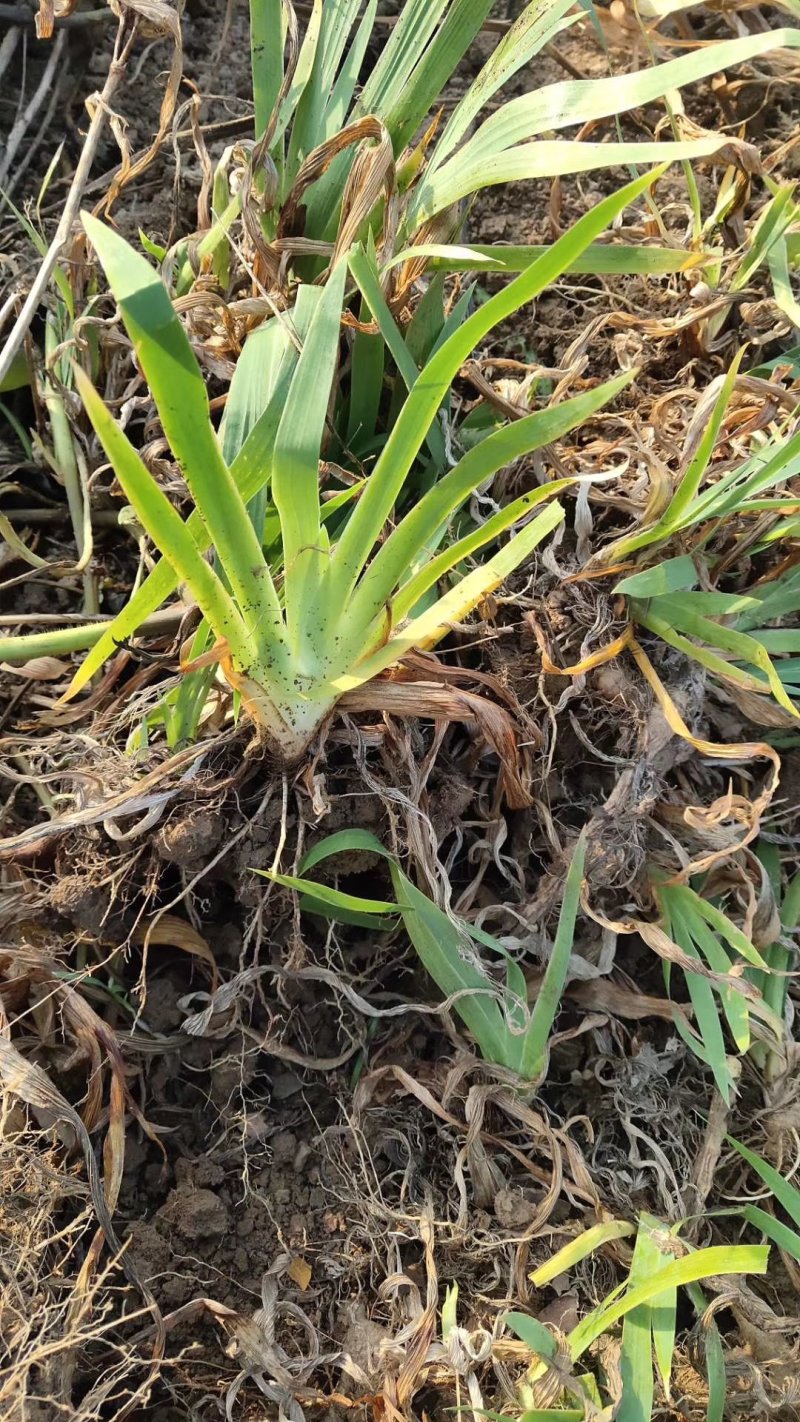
[103,0,183,211]
[136,913,219,989]
[288,1256,312,1291]
[630,638,780,877]
[568,978,689,1024]
[0,656,69,681]
[340,676,533,808]
[0,741,210,861]
[0,1035,164,1377]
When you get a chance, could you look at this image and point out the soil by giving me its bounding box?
[2,3,800,1421]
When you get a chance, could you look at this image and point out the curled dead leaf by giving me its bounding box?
[660,113,762,176]
[528,613,633,677]
[102,0,182,210]
[568,978,691,1026]
[630,638,780,878]
[1,656,70,681]
[136,914,218,990]
[637,920,759,1001]
[279,117,394,271]
[747,854,782,950]
[340,677,533,808]
[722,683,799,730]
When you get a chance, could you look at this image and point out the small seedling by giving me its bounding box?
[259,825,586,1082]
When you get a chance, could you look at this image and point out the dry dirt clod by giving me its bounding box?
[158,1184,230,1241]
[154,804,226,865]
[493,1187,541,1229]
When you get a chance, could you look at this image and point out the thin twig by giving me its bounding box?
[0,3,110,24]
[0,506,121,525]
[0,15,134,387]
[0,25,20,88]
[0,27,65,188]
[5,66,64,198]
[0,605,187,630]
